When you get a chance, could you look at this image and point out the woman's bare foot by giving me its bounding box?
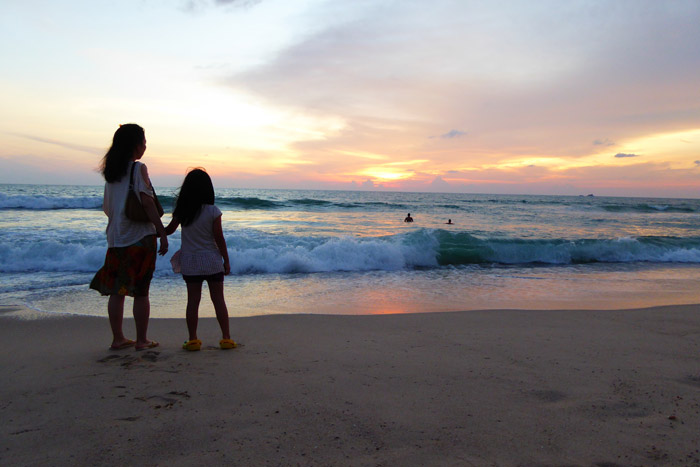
[135,340,159,351]
[109,339,135,350]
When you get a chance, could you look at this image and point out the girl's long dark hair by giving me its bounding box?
[99,124,145,183]
[173,168,215,226]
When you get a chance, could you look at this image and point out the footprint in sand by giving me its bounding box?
[97,354,137,365]
[528,389,567,403]
[116,416,141,422]
[97,354,123,363]
[139,350,160,362]
[680,374,700,388]
[134,390,191,409]
[97,351,161,367]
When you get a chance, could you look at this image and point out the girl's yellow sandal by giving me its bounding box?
[182,339,202,351]
[220,339,237,349]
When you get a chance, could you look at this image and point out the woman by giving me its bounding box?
[90,124,168,350]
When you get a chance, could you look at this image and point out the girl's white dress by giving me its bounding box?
[175,204,225,276]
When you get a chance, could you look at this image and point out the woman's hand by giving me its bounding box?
[138,172,168,256]
[158,233,169,256]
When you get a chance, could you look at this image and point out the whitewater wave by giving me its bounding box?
[436,232,700,265]
[0,193,103,210]
[225,230,439,274]
[0,192,178,211]
[1,229,699,276]
[217,197,283,209]
[216,196,409,211]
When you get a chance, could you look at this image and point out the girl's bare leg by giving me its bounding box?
[208,280,230,340]
[186,282,203,341]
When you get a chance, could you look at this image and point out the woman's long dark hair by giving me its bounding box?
[173,168,215,226]
[99,124,145,183]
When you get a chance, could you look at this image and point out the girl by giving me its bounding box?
[166,168,235,351]
[90,123,167,351]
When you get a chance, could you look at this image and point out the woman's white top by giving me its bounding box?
[179,204,224,275]
[103,161,156,248]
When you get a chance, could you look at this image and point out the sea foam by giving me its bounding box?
[1,229,699,276]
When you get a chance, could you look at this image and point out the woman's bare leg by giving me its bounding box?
[108,294,129,347]
[133,295,152,347]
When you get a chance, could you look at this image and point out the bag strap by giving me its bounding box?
[129,161,137,191]
[129,161,158,198]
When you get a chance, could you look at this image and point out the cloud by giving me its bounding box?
[12,133,100,154]
[349,179,384,190]
[181,0,259,13]
[593,139,615,146]
[226,1,700,161]
[614,153,639,158]
[432,129,467,139]
[215,0,262,7]
[430,176,450,189]
[695,160,700,166]
[0,154,103,185]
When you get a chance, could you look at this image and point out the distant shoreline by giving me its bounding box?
[2,182,699,200]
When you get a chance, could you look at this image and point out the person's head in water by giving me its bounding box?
[100,124,146,183]
[173,168,216,226]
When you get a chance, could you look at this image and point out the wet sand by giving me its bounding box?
[1,304,699,466]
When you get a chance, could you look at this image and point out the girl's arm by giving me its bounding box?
[164,217,180,236]
[212,214,230,275]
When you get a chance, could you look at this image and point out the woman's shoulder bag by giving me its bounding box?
[124,162,164,222]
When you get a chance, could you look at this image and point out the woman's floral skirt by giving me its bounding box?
[89,235,156,297]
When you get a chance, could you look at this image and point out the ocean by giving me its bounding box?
[1,183,699,318]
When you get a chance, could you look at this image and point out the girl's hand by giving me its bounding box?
[213,215,230,274]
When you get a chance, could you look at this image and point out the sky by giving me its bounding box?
[1,0,699,197]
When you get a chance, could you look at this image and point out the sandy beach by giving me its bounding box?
[1,304,699,466]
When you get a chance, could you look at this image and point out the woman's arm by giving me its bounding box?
[102,185,109,216]
[139,164,168,256]
[212,214,230,275]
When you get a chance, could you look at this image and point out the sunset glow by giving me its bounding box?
[1,1,698,197]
